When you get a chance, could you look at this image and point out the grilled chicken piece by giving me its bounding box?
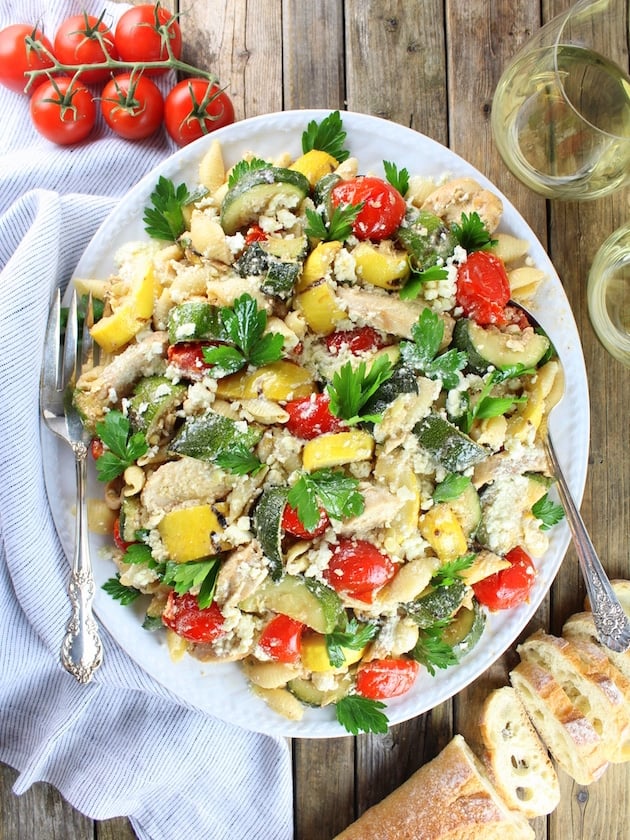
[421,177,503,233]
[472,443,549,489]
[336,483,405,536]
[214,541,268,610]
[140,457,234,525]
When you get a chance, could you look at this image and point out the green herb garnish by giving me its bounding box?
[143,176,195,242]
[304,203,363,242]
[94,411,148,482]
[451,211,497,253]
[227,157,269,188]
[327,355,394,425]
[162,558,221,609]
[287,469,364,531]
[399,265,449,301]
[335,694,389,735]
[400,308,467,389]
[457,366,531,434]
[215,444,265,476]
[326,619,379,669]
[411,621,458,676]
[302,110,349,162]
[431,555,476,588]
[433,473,472,503]
[532,493,565,531]
[102,575,141,605]
[383,160,409,196]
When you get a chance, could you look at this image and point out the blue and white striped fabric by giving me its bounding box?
[0,3,293,838]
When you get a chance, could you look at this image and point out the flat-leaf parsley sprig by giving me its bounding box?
[143,176,207,242]
[532,493,565,531]
[326,355,394,425]
[94,410,148,482]
[302,110,350,162]
[400,308,467,389]
[335,694,389,735]
[287,468,364,531]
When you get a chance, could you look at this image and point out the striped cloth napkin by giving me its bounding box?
[0,2,293,839]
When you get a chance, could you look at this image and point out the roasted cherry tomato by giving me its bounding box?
[325,326,387,355]
[257,614,304,664]
[164,78,235,146]
[53,13,118,84]
[162,591,226,643]
[282,503,330,539]
[244,224,268,246]
[167,343,214,378]
[90,438,105,460]
[0,24,55,94]
[472,546,536,611]
[356,658,419,699]
[30,77,96,145]
[114,3,182,73]
[323,539,396,603]
[112,517,133,552]
[100,73,164,140]
[455,250,511,326]
[329,176,406,241]
[284,393,346,439]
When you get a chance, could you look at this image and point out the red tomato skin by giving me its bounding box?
[0,24,55,94]
[244,224,268,246]
[330,176,406,241]
[282,503,330,539]
[162,592,226,643]
[356,658,419,699]
[257,614,304,664]
[114,4,182,74]
[167,342,214,378]
[456,251,511,326]
[323,539,396,603]
[112,517,133,552]
[325,326,387,355]
[164,79,235,147]
[100,74,164,140]
[53,15,118,84]
[90,438,105,460]
[285,393,346,439]
[30,77,96,145]
[472,546,536,611]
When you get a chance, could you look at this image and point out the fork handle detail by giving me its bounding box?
[544,436,630,653]
[61,444,103,683]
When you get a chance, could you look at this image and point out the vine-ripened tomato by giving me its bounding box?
[257,614,304,663]
[167,342,214,378]
[284,393,347,439]
[164,78,235,146]
[100,73,164,140]
[30,77,96,145]
[162,591,226,643]
[323,539,396,603]
[329,176,406,241]
[356,658,419,699]
[456,250,511,326]
[325,326,388,355]
[282,503,330,539]
[0,24,55,95]
[114,3,182,74]
[472,546,536,611]
[53,13,118,84]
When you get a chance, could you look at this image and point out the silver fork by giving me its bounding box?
[40,288,103,683]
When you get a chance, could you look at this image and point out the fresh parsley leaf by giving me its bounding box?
[399,309,467,389]
[143,176,194,242]
[202,345,248,377]
[304,203,363,242]
[122,543,153,565]
[102,575,141,605]
[162,558,221,609]
[287,469,364,531]
[457,367,529,434]
[302,110,350,162]
[450,211,497,253]
[399,265,449,300]
[227,157,269,188]
[431,554,476,588]
[532,493,565,531]
[326,619,379,668]
[215,444,265,476]
[335,694,389,735]
[383,160,409,196]
[94,411,148,482]
[433,473,472,503]
[327,355,394,425]
[411,622,458,676]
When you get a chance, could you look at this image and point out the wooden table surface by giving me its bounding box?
[2,1,629,838]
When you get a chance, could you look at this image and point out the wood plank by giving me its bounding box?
[292,738,354,840]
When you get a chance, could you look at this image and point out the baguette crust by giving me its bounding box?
[480,686,560,818]
[518,630,630,763]
[333,734,535,840]
[563,612,630,683]
[510,659,609,785]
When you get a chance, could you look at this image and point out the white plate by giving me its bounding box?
[43,110,590,738]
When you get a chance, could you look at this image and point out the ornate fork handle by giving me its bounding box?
[60,441,103,683]
[544,436,630,653]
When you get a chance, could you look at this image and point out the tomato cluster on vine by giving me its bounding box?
[0,4,235,146]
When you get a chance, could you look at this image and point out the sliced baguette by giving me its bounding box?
[584,579,630,616]
[518,629,630,763]
[510,659,609,785]
[563,611,630,683]
[333,734,535,840]
[479,686,560,818]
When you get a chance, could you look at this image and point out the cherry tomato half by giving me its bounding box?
[162,591,226,643]
[100,73,164,140]
[284,393,347,440]
[325,326,388,355]
[356,658,419,700]
[282,503,330,539]
[472,546,536,611]
[53,14,118,84]
[30,77,96,145]
[114,3,182,74]
[164,78,235,146]
[112,517,133,552]
[0,24,55,95]
[329,176,406,241]
[257,614,304,664]
[456,250,511,326]
[323,539,396,603]
[167,343,214,378]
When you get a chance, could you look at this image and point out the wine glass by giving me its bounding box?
[588,222,630,365]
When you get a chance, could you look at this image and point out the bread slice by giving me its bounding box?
[479,686,560,818]
[518,629,630,763]
[563,611,630,683]
[333,734,535,840]
[510,659,609,785]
